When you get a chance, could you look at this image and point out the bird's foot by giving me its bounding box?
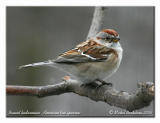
[96,79,113,87]
[80,82,99,88]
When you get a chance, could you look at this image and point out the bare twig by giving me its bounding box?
[7,78,154,111]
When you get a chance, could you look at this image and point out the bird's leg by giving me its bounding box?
[80,82,100,88]
[81,79,112,89]
[96,79,112,86]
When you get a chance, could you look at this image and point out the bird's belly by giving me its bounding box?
[72,57,120,84]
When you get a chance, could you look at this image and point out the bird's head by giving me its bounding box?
[96,29,120,43]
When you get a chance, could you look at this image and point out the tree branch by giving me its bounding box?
[7,7,154,111]
[87,6,105,39]
[7,77,154,112]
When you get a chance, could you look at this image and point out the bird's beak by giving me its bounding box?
[113,37,120,42]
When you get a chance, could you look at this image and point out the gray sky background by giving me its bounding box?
[7,7,154,117]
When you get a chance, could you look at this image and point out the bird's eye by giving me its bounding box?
[105,37,112,43]
[105,37,110,41]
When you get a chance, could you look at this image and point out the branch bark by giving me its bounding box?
[87,7,105,39]
[7,78,154,112]
[6,7,154,111]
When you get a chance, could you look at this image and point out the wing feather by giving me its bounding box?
[54,39,117,63]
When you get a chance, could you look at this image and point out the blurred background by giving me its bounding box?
[7,7,154,117]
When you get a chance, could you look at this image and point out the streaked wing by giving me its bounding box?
[54,39,116,63]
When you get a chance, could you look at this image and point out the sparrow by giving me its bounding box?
[19,29,123,86]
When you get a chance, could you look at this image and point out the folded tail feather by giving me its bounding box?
[18,60,54,69]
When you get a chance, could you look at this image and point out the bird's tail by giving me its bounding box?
[18,60,54,69]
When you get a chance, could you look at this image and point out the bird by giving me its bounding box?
[19,29,123,86]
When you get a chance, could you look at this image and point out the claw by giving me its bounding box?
[96,79,113,86]
[80,82,99,88]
